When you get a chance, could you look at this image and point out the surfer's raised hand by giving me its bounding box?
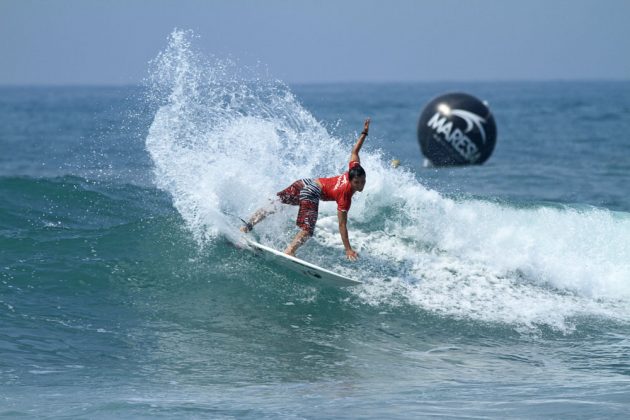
[346,248,359,261]
[363,118,370,135]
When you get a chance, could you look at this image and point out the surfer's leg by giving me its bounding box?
[241,180,304,233]
[285,181,320,255]
[284,229,311,256]
[240,200,279,232]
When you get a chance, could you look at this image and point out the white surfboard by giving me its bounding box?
[243,238,362,287]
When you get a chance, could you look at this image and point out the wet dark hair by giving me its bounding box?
[349,164,366,181]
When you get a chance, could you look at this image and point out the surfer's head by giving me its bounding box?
[349,165,366,192]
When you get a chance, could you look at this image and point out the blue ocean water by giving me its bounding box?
[2,31,630,418]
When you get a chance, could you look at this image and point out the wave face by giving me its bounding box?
[145,30,630,333]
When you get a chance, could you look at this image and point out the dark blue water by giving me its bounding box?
[2,31,630,418]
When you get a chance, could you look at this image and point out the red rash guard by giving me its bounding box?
[317,161,360,212]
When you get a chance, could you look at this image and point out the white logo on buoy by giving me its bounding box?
[450,109,487,144]
[427,111,482,162]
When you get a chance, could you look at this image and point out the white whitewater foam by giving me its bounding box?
[145,30,630,331]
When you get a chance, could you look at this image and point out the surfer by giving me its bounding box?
[241,118,370,261]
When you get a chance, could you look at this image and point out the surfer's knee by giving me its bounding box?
[296,222,315,238]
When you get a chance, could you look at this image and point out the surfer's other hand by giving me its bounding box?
[346,249,359,261]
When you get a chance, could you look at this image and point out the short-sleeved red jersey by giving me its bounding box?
[317,161,360,212]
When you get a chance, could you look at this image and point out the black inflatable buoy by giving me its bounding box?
[418,93,497,167]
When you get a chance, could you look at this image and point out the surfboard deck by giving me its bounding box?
[243,238,362,287]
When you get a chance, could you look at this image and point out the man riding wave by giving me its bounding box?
[241,118,370,261]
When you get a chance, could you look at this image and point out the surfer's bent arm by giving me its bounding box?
[338,210,358,261]
[350,118,370,164]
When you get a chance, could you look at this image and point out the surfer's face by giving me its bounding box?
[351,175,366,192]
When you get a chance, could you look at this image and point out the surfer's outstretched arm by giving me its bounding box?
[350,118,370,164]
[338,210,358,261]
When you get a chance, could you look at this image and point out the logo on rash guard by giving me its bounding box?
[334,174,348,191]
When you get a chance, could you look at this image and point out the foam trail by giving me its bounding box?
[145,30,630,331]
[317,155,630,330]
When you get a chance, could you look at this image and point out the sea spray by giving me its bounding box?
[145,30,344,244]
[145,30,630,331]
